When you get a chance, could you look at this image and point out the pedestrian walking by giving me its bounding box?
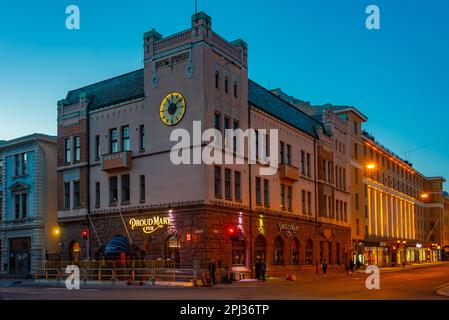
[208,258,216,285]
[349,258,354,275]
[321,259,328,275]
[255,259,261,281]
[260,260,267,282]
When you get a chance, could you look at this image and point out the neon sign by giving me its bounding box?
[129,216,171,234]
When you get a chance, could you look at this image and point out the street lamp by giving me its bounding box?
[366,163,377,170]
[52,225,61,237]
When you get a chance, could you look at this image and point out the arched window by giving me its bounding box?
[232,239,246,266]
[274,236,284,265]
[305,239,314,264]
[165,236,181,267]
[70,241,81,262]
[291,238,299,265]
[254,234,266,262]
[328,241,333,265]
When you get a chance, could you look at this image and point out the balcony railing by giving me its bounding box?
[278,163,299,181]
[102,151,132,171]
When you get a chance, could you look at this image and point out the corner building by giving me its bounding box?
[57,13,355,277]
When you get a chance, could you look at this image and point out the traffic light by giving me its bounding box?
[81,228,88,240]
[227,226,237,241]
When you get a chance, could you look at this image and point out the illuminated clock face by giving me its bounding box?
[159,92,186,126]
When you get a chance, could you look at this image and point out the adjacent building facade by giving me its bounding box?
[0,134,58,278]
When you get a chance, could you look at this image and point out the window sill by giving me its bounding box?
[225,197,233,201]
[109,203,117,207]
[121,201,130,206]
[215,195,223,199]
[139,200,146,204]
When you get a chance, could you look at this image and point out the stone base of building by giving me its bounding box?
[58,203,352,277]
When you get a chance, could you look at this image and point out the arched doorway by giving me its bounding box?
[165,235,180,267]
[254,234,266,262]
[70,241,81,262]
[305,239,314,264]
[291,238,299,265]
[273,236,284,265]
[232,239,246,266]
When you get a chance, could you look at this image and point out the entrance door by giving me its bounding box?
[9,238,31,278]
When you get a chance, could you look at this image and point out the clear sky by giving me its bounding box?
[0,0,448,189]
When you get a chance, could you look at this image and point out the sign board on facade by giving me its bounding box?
[277,222,299,237]
[129,216,171,234]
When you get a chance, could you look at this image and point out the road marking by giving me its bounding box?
[434,283,449,290]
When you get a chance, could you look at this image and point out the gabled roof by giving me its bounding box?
[65,69,144,110]
[248,80,322,138]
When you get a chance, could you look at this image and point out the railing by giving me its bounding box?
[154,29,193,53]
[35,260,195,283]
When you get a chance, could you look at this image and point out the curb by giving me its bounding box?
[435,284,449,297]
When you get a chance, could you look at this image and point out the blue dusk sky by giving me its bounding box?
[0,0,448,189]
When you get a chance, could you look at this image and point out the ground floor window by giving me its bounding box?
[70,241,81,262]
[165,236,180,267]
[232,239,246,266]
[291,238,299,265]
[254,234,266,262]
[305,239,313,264]
[274,236,284,265]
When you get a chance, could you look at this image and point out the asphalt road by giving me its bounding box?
[1,263,448,300]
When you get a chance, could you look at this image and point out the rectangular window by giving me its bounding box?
[225,169,232,199]
[14,194,21,219]
[73,181,80,208]
[95,135,100,160]
[14,153,27,176]
[233,81,238,98]
[280,184,285,209]
[214,113,221,131]
[354,143,358,159]
[263,179,269,207]
[121,175,130,204]
[234,171,241,201]
[139,125,145,151]
[301,151,306,175]
[336,200,340,220]
[74,136,81,161]
[286,144,291,165]
[140,175,146,202]
[224,76,229,93]
[355,193,359,210]
[301,190,306,214]
[344,202,348,221]
[233,120,239,153]
[21,193,27,218]
[356,218,360,235]
[255,177,261,205]
[307,191,312,216]
[110,128,118,153]
[121,126,130,151]
[95,182,100,208]
[214,166,221,198]
[354,168,359,185]
[287,186,292,211]
[353,121,358,135]
[280,142,285,164]
[64,138,71,163]
[307,153,311,177]
[215,71,220,89]
[109,176,118,205]
[64,182,70,209]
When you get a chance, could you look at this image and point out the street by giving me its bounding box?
[1,263,448,300]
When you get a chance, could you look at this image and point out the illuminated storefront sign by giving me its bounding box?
[277,222,299,237]
[129,216,171,234]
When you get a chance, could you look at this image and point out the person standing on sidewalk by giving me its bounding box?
[356,259,361,274]
[260,260,267,282]
[349,259,355,275]
[321,259,328,275]
[208,258,216,285]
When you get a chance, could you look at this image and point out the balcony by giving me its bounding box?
[278,164,299,181]
[102,151,132,172]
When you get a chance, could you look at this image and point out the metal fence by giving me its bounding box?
[35,260,196,283]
